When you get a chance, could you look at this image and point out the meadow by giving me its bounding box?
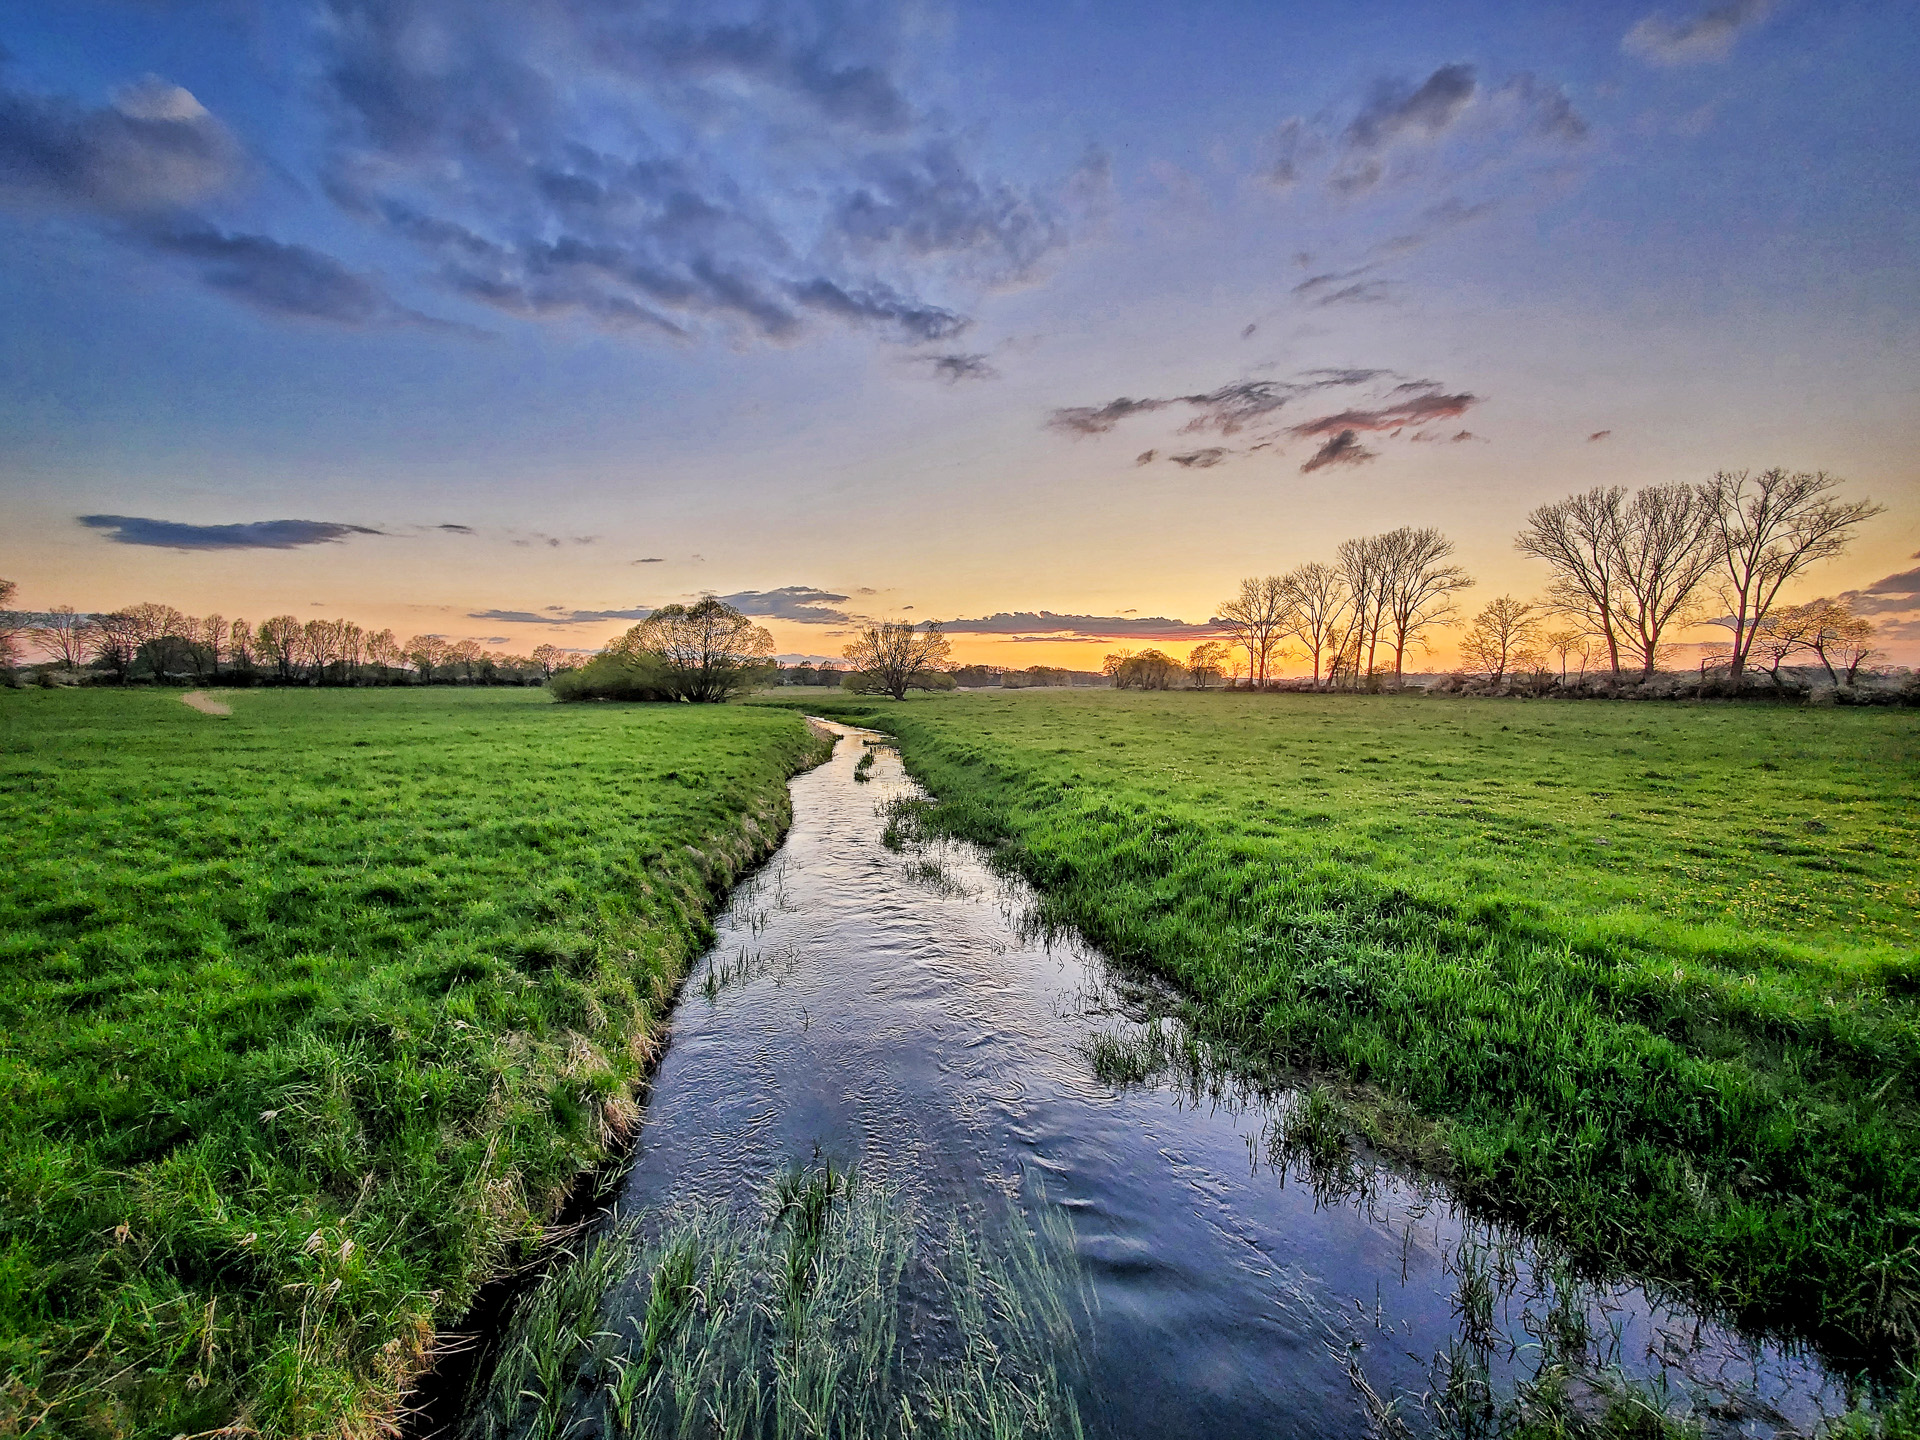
[0,687,827,1438]
[778,688,1920,1376]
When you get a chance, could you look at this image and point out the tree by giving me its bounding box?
[1335,534,1396,686]
[1799,599,1875,686]
[1217,575,1289,686]
[841,618,952,701]
[30,605,98,671]
[407,634,449,683]
[1111,649,1184,689]
[1186,641,1228,688]
[1748,603,1822,687]
[1376,526,1472,683]
[530,643,563,680]
[1276,562,1349,690]
[366,629,403,682]
[226,618,255,674]
[1543,626,1595,683]
[1516,487,1629,675]
[620,597,778,702]
[0,579,20,672]
[92,611,142,682]
[258,616,305,682]
[1707,469,1884,679]
[446,638,484,683]
[1459,595,1543,680]
[1609,483,1721,677]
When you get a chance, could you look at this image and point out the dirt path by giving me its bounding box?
[181,691,232,716]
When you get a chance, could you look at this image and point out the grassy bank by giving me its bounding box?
[775,689,1920,1374]
[0,687,828,1438]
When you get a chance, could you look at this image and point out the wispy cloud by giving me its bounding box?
[914,352,998,383]
[935,611,1223,640]
[1299,430,1376,473]
[1168,448,1226,468]
[1624,0,1776,64]
[1287,385,1480,437]
[77,514,384,550]
[467,606,653,625]
[1345,64,1478,152]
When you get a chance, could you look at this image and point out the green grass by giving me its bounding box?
[773,688,1920,1375]
[0,687,827,1439]
[470,1165,1088,1440]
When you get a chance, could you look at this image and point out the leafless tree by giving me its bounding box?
[1276,562,1349,690]
[615,597,778,701]
[1747,603,1822,687]
[258,616,304,681]
[1186,640,1228,688]
[1796,599,1876,686]
[1542,625,1596,683]
[0,579,20,672]
[1516,487,1629,675]
[1706,469,1884,679]
[1610,483,1721,677]
[30,605,98,671]
[226,618,255,673]
[842,618,953,700]
[1335,534,1402,686]
[1459,595,1544,680]
[1217,575,1291,685]
[366,628,403,681]
[1376,526,1473,683]
[91,611,142,682]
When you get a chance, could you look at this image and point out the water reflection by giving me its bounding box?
[456,723,1852,1439]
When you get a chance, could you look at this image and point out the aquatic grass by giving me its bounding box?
[465,1167,1088,1440]
[0,686,832,1438]
[767,689,1920,1376]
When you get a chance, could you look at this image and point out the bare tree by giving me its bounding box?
[30,605,98,671]
[1798,599,1875,686]
[92,611,141,682]
[258,616,304,681]
[1459,596,1544,680]
[842,619,953,700]
[616,597,778,701]
[1377,526,1472,683]
[366,629,403,681]
[1516,487,1629,675]
[1335,534,1398,686]
[1276,562,1349,690]
[226,618,254,674]
[1707,469,1884,679]
[1542,625,1595,683]
[0,579,20,672]
[1748,603,1822,687]
[1216,576,1290,685]
[1610,483,1721,677]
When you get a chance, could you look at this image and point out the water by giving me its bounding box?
[476,721,1853,1437]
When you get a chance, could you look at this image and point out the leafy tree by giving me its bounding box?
[91,611,141,682]
[1186,641,1228,688]
[258,616,305,682]
[406,634,449,683]
[366,629,404,681]
[447,637,484,683]
[1111,649,1185,689]
[1543,625,1596,682]
[1707,469,1883,680]
[530,643,563,680]
[841,619,952,700]
[619,597,777,702]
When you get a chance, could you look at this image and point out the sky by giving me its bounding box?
[2,0,1917,671]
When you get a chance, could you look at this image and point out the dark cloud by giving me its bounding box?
[313,0,1073,346]
[1288,386,1479,437]
[1135,450,1157,465]
[1300,430,1376,473]
[1048,397,1170,436]
[1344,65,1477,152]
[1168,448,1226,468]
[1309,281,1394,307]
[916,352,997,383]
[142,226,402,325]
[1588,430,1613,442]
[439,522,475,532]
[712,586,853,623]
[633,556,666,564]
[467,606,653,625]
[78,514,384,550]
[1499,74,1589,142]
[0,73,238,215]
[935,611,1224,640]
[1867,568,1920,599]
[1624,0,1775,64]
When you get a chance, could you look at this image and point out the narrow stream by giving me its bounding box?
[463,721,1851,1437]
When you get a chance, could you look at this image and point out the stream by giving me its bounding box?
[452,720,1851,1438]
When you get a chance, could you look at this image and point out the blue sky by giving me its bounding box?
[2,0,1915,665]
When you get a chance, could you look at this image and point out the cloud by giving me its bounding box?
[1135,449,1157,465]
[1048,397,1171,436]
[935,611,1224,640]
[0,72,239,216]
[916,352,997,383]
[1624,0,1775,64]
[468,606,653,625]
[1288,385,1480,437]
[1344,64,1478,152]
[1168,448,1226,468]
[633,556,666,564]
[1588,430,1613,442]
[1300,430,1376,473]
[313,0,1076,346]
[439,522,475,532]
[77,514,384,550]
[1497,74,1589,142]
[141,226,413,325]
[1053,368,1399,442]
[712,586,852,623]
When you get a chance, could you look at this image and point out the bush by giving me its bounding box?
[550,650,678,702]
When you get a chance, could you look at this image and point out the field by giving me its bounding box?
[780,688,1920,1374]
[0,687,826,1438]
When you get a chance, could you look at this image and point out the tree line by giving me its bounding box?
[0,592,575,687]
[1180,467,1886,691]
